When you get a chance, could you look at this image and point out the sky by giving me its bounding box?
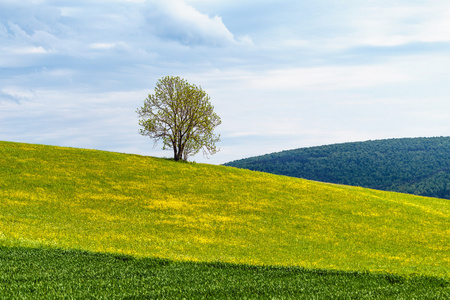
[1,0,449,164]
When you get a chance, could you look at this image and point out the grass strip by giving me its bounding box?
[1,246,448,299]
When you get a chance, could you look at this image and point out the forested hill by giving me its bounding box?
[224,137,450,199]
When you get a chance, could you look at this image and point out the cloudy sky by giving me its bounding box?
[1,0,449,164]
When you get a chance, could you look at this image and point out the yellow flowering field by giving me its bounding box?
[0,141,448,279]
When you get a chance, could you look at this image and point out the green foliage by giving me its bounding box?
[137,75,221,161]
[1,246,448,299]
[225,137,450,199]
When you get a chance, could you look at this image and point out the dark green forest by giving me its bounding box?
[224,137,450,200]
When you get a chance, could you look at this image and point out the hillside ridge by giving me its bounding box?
[0,140,449,279]
[224,137,450,199]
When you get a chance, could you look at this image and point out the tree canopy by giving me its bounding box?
[137,76,221,161]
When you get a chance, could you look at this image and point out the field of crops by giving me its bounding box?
[2,246,448,299]
[0,141,449,298]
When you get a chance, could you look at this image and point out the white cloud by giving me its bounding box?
[0,87,146,149]
[89,43,117,50]
[247,65,410,91]
[332,2,450,48]
[145,0,246,46]
[15,46,49,54]
[0,87,37,103]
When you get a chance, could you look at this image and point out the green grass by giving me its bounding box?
[1,246,448,299]
[0,141,449,297]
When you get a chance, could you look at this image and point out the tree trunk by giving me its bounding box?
[174,148,184,161]
[173,148,179,161]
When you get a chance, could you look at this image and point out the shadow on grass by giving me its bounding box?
[0,246,448,299]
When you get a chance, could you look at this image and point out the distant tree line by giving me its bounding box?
[224,137,450,200]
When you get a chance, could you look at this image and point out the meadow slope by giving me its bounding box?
[0,141,449,279]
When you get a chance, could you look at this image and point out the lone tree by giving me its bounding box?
[137,76,221,161]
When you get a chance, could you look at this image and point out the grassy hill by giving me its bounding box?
[1,141,449,297]
[224,137,450,199]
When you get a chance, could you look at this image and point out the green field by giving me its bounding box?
[2,246,448,299]
[1,141,449,298]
